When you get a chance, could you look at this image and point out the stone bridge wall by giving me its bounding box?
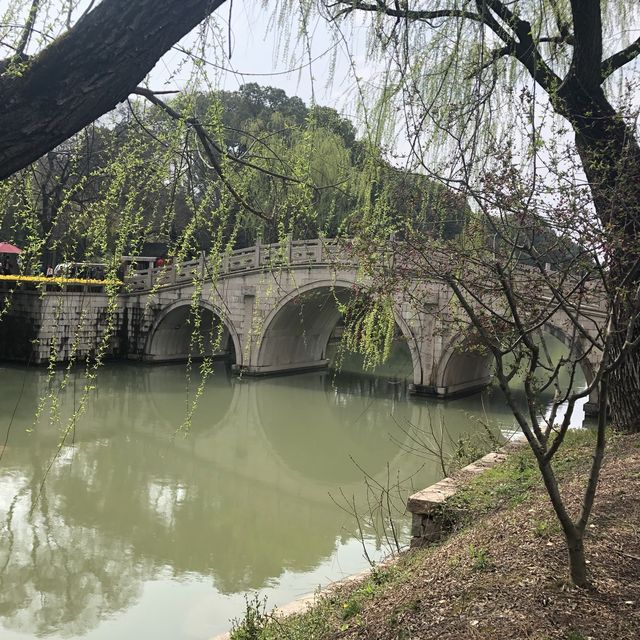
[0,284,125,364]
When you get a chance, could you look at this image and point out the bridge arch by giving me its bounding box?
[543,321,598,411]
[434,321,598,404]
[433,333,494,398]
[252,280,422,381]
[144,300,240,363]
[543,322,595,378]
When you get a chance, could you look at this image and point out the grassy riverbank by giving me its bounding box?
[230,430,640,639]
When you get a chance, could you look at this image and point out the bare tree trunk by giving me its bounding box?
[608,306,640,432]
[535,459,590,587]
[566,530,589,588]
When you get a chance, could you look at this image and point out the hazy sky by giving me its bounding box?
[0,0,374,118]
[151,1,372,116]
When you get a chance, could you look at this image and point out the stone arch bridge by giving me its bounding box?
[0,239,605,408]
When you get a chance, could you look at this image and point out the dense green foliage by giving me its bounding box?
[0,83,468,271]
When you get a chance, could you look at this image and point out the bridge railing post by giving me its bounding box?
[254,240,261,269]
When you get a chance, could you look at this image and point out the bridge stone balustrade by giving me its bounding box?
[0,239,605,410]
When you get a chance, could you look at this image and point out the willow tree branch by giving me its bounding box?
[330,1,482,23]
[481,0,562,94]
[14,0,40,57]
[0,0,228,180]
[335,0,562,97]
[133,90,309,185]
[602,35,640,81]
[133,87,273,222]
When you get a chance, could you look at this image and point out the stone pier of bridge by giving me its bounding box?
[0,239,605,408]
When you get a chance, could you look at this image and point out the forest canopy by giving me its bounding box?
[0,82,468,270]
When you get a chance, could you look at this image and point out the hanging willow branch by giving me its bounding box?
[133,87,273,222]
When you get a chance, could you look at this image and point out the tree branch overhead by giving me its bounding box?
[0,0,227,180]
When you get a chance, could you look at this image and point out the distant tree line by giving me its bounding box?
[0,83,469,270]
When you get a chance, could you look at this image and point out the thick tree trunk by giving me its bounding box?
[0,0,227,180]
[608,322,640,432]
[559,81,640,432]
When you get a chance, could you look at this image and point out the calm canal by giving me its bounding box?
[0,341,585,639]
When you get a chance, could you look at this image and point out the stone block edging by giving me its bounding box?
[407,432,528,547]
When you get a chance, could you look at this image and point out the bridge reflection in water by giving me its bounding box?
[0,337,585,640]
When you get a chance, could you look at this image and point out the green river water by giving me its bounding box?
[0,341,586,639]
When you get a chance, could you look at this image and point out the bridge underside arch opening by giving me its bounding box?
[541,326,596,414]
[251,285,418,379]
[434,328,594,407]
[434,340,494,399]
[498,329,595,422]
[145,305,236,363]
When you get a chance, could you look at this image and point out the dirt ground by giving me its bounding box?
[336,433,640,640]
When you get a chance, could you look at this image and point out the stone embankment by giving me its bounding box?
[216,430,640,639]
[407,435,527,547]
